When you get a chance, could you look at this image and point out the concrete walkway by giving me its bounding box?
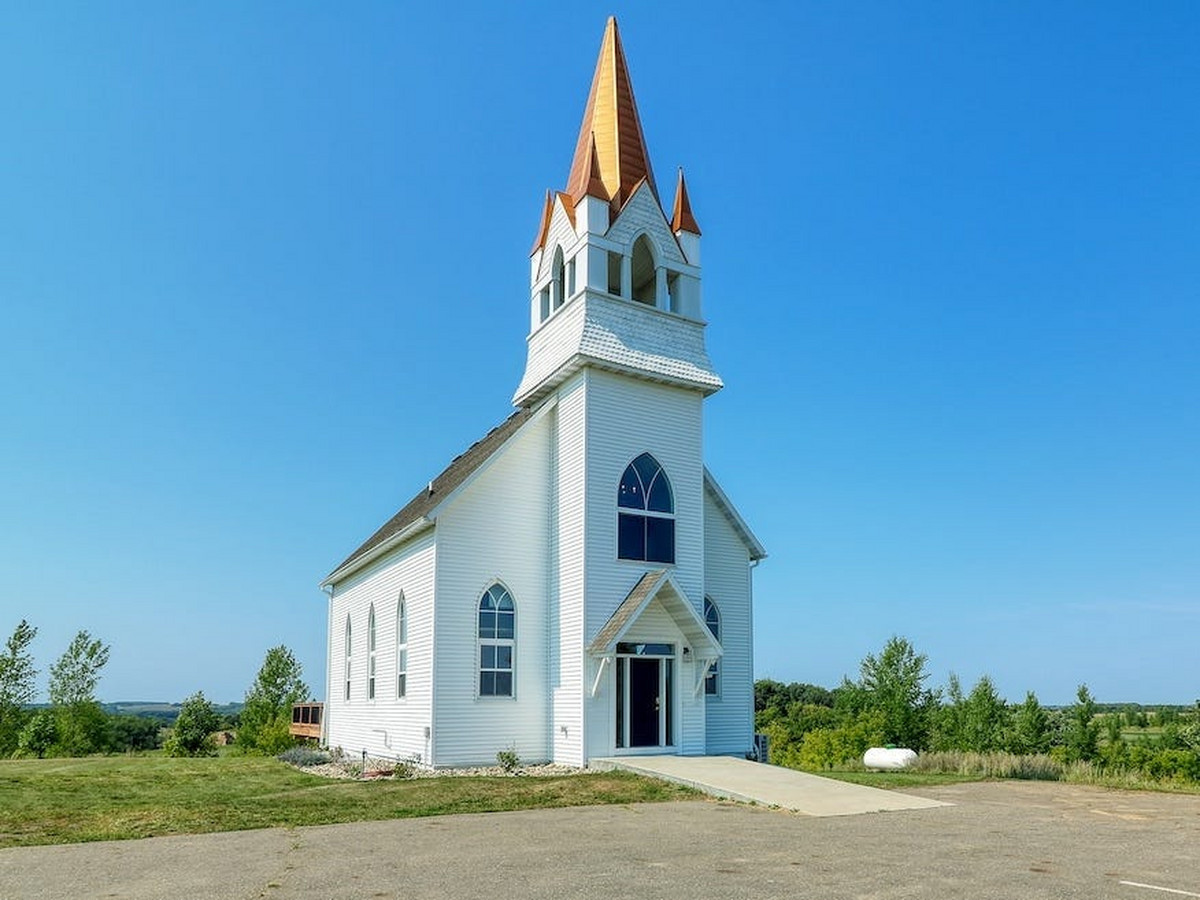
[593,755,950,816]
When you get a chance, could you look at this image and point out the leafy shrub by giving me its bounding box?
[16,710,57,758]
[392,754,422,779]
[496,747,520,772]
[253,714,297,756]
[277,746,332,767]
[795,713,885,770]
[164,692,219,757]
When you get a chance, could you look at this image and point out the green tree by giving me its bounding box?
[109,715,163,752]
[1064,684,1100,762]
[48,631,111,756]
[854,636,937,749]
[165,692,220,757]
[932,672,968,751]
[16,710,57,758]
[962,675,1009,752]
[237,645,309,753]
[0,620,38,756]
[1007,691,1051,754]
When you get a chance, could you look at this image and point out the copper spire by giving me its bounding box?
[530,190,554,254]
[671,168,701,235]
[565,17,657,213]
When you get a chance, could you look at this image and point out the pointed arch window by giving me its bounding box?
[478,584,515,697]
[367,605,377,700]
[704,597,720,696]
[618,453,675,564]
[552,247,566,311]
[343,615,352,702]
[396,595,408,699]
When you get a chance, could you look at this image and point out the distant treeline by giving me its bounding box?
[757,636,1200,784]
[99,702,245,724]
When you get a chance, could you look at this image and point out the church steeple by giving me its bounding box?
[565,17,657,213]
[515,18,721,408]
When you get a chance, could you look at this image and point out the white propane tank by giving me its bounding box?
[863,747,917,770]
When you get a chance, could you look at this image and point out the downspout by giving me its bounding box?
[322,583,335,748]
[747,556,760,757]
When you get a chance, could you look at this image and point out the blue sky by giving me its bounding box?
[2,2,1196,706]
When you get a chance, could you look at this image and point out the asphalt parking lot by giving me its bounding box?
[1,780,1197,900]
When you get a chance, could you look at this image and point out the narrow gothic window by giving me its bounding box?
[396,595,408,699]
[552,247,566,310]
[367,605,377,700]
[478,584,515,696]
[344,616,352,702]
[704,597,720,696]
[617,453,675,563]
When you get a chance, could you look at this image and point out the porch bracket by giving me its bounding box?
[590,655,611,698]
[692,657,717,697]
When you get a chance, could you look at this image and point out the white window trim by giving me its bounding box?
[477,583,516,700]
[367,605,377,701]
[703,597,721,698]
[396,595,408,700]
[343,615,352,703]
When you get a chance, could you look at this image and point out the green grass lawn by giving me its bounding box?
[0,756,697,848]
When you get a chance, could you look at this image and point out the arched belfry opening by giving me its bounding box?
[631,234,657,305]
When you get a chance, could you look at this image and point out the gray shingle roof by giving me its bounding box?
[587,570,668,654]
[325,408,534,583]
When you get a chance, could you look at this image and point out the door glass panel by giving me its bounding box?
[615,658,625,748]
[617,642,674,656]
[664,658,673,746]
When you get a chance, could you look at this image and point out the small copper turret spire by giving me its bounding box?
[671,168,701,235]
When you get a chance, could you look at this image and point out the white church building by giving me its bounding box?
[320,18,765,768]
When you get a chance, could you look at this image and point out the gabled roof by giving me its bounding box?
[324,408,534,586]
[565,17,658,215]
[588,570,722,659]
[704,468,767,561]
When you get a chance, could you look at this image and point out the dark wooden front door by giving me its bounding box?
[629,657,660,747]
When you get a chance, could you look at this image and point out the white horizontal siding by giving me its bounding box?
[432,412,552,766]
[582,370,706,759]
[326,530,435,764]
[552,376,587,765]
[703,487,754,755]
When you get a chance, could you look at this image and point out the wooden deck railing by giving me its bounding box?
[290,702,324,740]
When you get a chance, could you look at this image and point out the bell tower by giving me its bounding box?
[514,17,721,408]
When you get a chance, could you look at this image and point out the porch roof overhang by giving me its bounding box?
[587,569,722,660]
